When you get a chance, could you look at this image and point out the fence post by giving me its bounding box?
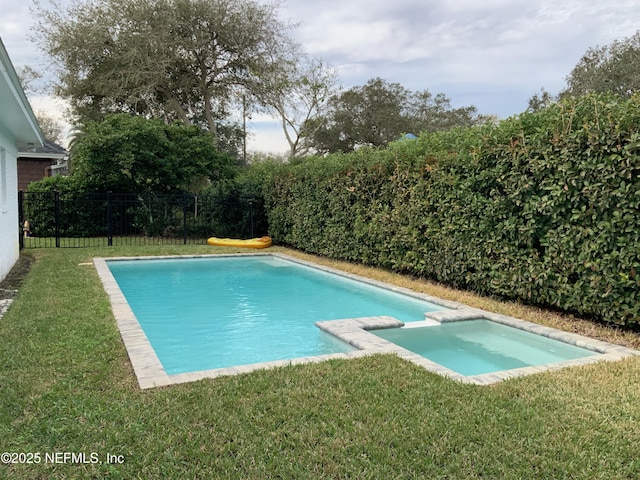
[54,189,60,248]
[249,199,254,238]
[18,190,24,250]
[183,192,188,245]
[107,191,113,246]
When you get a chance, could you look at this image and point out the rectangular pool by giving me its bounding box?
[95,253,637,388]
[105,255,447,374]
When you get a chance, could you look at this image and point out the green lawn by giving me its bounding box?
[1,246,639,479]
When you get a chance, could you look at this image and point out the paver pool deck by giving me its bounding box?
[94,253,639,389]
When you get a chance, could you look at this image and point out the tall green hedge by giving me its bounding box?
[263,94,640,327]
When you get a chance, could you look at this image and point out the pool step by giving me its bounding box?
[424,308,485,323]
[402,319,441,328]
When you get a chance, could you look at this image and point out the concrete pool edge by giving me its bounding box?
[94,257,171,388]
[94,252,439,389]
[317,312,639,385]
[94,253,640,388]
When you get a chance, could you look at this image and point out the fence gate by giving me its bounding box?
[19,190,260,248]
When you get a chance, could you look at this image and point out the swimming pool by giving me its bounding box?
[94,253,638,388]
[372,320,599,376]
[104,254,448,375]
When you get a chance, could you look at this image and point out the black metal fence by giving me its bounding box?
[18,190,263,248]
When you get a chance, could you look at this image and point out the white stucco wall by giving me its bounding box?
[0,128,19,282]
[1,37,43,283]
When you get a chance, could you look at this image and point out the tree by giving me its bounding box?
[34,0,300,145]
[18,67,66,144]
[307,78,483,154]
[17,66,43,97]
[253,57,339,158]
[562,30,640,98]
[527,88,555,113]
[71,114,237,193]
[409,90,482,132]
[35,111,65,144]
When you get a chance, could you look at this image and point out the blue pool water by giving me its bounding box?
[373,320,599,376]
[107,255,445,374]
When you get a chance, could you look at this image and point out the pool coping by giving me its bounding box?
[93,253,639,388]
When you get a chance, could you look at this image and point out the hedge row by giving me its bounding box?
[262,94,640,327]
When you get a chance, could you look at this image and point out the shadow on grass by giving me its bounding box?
[0,255,35,300]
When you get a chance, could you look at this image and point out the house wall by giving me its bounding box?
[0,128,19,282]
[17,158,52,191]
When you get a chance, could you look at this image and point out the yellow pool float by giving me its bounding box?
[207,236,272,249]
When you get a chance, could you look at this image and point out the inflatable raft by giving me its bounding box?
[207,236,272,249]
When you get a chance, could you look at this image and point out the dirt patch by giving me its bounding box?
[0,255,35,300]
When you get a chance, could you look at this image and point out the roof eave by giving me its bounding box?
[18,151,68,160]
[0,37,44,148]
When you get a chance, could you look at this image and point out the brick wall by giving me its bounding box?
[17,158,52,191]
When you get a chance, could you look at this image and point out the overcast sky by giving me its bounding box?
[2,0,639,153]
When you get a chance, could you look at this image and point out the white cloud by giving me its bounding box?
[245,116,288,155]
[29,95,68,120]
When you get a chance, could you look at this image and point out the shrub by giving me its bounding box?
[262,94,640,327]
[71,114,238,194]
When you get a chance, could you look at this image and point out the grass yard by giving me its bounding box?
[1,245,639,479]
